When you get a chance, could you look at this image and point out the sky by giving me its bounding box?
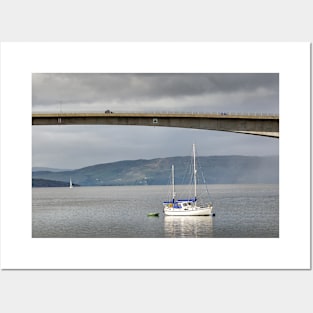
[32,73,279,169]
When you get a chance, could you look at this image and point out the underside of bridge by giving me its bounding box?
[32,113,279,138]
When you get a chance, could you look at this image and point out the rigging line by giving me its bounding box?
[194,144,213,202]
[198,159,213,202]
[165,167,173,201]
[180,157,189,185]
[179,156,193,198]
[182,152,193,199]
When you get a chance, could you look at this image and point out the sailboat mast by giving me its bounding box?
[172,165,175,202]
[172,164,175,202]
[193,144,197,200]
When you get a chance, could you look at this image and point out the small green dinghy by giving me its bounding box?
[147,212,159,217]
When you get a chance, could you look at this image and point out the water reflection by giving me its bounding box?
[164,216,213,238]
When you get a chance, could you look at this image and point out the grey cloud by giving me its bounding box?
[32,73,278,111]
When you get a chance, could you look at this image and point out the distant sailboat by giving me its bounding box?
[69,177,73,189]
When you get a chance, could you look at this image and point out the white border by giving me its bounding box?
[0,42,310,269]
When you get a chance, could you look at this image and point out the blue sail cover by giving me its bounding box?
[163,198,197,208]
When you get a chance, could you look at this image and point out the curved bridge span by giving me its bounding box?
[32,112,279,138]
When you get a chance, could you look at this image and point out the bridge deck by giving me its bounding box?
[32,112,279,138]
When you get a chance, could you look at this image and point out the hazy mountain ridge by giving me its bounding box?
[32,167,70,172]
[32,155,279,186]
[32,178,80,187]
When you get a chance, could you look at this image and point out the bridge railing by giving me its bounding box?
[32,110,279,117]
[148,111,279,116]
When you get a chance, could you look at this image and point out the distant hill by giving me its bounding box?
[32,178,80,187]
[32,155,279,186]
[32,167,70,172]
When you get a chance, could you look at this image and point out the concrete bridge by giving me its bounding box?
[32,112,279,138]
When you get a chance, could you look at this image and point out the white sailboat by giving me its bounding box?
[163,144,214,216]
[69,177,73,189]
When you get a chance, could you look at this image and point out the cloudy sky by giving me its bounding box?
[32,73,279,169]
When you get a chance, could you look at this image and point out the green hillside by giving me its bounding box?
[32,155,279,186]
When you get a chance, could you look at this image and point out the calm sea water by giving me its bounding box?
[32,184,279,238]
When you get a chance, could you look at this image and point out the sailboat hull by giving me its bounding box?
[164,206,213,216]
